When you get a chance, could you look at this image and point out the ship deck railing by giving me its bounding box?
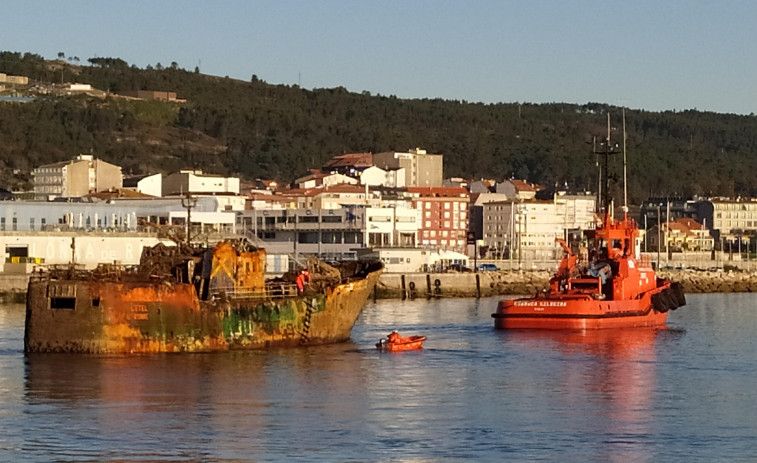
[211,283,300,300]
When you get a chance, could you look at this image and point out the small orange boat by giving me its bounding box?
[376,331,427,351]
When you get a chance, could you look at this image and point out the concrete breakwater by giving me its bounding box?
[376,269,757,299]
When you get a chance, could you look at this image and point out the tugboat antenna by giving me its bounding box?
[623,108,628,214]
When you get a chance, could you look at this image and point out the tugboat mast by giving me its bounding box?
[595,112,621,218]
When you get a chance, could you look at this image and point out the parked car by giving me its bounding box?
[478,263,499,271]
[447,263,473,273]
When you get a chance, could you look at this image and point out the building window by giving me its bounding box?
[12,217,17,231]
[322,232,341,243]
[344,232,362,244]
[30,218,35,230]
[298,232,319,243]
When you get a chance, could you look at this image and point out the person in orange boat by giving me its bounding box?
[388,331,401,343]
[295,270,311,293]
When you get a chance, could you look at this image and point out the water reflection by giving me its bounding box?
[507,328,663,463]
[24,345,371,460]
[5,296,757,461]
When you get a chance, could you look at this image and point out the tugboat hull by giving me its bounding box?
[493,295,668,330]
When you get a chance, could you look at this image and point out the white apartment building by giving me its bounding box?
[360,166,406,188]
[364,206,418,247]
[483,195,596,261]
[123,173,162,197]
[162,169,240,196]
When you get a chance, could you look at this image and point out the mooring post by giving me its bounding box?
[426,274,432,299]
[401,274,407,300]
[476,273,481,299]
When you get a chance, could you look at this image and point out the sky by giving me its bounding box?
[1,0,755,115]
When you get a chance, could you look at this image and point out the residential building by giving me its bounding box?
[469,179,496,194]
[237,204,418,262]
[481,193,597,261]
[0,73,29,87]
[696,198,757,242]
[162,169,240,196]
[373,148,443,187]
[321,152,373,176]
[123,173,162,197]
[443,177,470,189]
[360,166,405,188]
[33,154,123,200]
[315,184,370,209]
[118,90,178,101]
[640,197,699,230]
[468,192,510,241]
[294,171,358,189]
[406,187,469,253]
[237,207,367,261]
[495,179,541,200]
[553,192,598,234]
[646,218,714,252]
[277,184,372,210]
[364,206,418,247]
[0,196,235,233]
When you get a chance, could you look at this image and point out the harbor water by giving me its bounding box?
[1,294,756,462]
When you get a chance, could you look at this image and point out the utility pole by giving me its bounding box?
[182,191,198,245]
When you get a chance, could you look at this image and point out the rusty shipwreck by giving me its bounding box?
[25,239,382,353]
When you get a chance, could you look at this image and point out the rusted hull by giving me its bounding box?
[492,287,671,330]
[25,269,381,354]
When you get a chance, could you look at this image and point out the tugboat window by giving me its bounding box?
[51,297,76,309]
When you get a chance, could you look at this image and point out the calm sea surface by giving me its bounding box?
[1,294,756,462]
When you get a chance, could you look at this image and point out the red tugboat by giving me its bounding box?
[492,114,685,330]
[492,212,685,330]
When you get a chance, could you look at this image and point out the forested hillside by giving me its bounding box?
[1,51,755,203]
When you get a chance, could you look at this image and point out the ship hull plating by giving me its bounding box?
[25,268,381,354]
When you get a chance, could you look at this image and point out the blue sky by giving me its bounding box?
[1,0,755,115]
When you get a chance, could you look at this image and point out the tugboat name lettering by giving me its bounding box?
[514,301,567,307]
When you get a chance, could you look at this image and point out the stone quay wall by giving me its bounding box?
[3,269,757,303]
[376,269,757,299]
